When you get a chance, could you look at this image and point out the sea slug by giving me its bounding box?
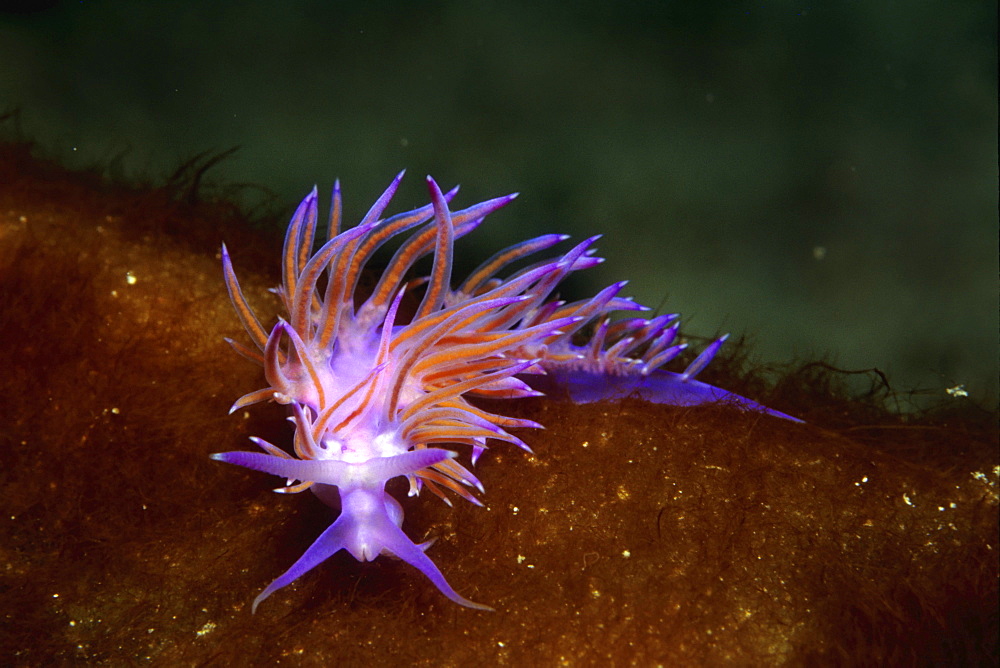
[211,173,799,611]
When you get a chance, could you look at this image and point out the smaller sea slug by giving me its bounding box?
[212,173,799,612]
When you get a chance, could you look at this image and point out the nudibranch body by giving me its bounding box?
[212,172,799,612]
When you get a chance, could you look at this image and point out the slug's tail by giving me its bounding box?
[531,367,803,423]
[531,312,802,422]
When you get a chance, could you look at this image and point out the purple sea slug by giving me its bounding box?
[211,172,799,612]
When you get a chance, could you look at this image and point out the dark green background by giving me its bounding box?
[2,0,996,406]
